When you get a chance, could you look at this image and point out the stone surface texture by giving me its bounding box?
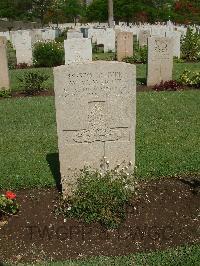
[147,37,173,86]
[0,37,10,90]
[117,32,133,61]
[64,38,92,64]
[54,61,136,196]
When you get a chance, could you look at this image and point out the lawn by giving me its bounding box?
[136,61,200,84]
[23,244,200,266]
[9,62,200,92]
[0,90,199,189]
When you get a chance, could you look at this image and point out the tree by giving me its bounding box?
[86,0,107,22]
[0,0,32,21]
[31,0,53,26]
[108,0,114,27]
[62,0,83,25]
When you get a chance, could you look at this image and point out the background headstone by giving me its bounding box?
[117,32,133,61]
[64,38,92,64]
[67,30,83,39]
[138,29,151,46]
[166,31,181,58]
[0,37,10,90]
[11,30,33,65]
[54,61,136,196]
[147,37,173,86]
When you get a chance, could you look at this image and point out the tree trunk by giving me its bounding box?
[108,0,114,28]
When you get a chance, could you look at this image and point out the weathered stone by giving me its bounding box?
[67,31,83,39]
[138,29,151,46]
[11,30,33,65]
[166,31,181,58]
[64,38,92,64]
[53,61,136,196]
[147,37,173,86]
[117,32,133,61]
[0,37,9,90]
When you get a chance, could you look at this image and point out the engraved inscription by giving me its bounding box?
[63,71,131,98]
[152,39,170,60]
[63,101,130,143]
[155,40,168,53]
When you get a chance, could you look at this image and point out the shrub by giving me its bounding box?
[123,43,147,64]
[58,165,137,228]
[0,191,19,216]
[181,28,200,62]
[33,41,64,67]
[0,89,11,98]
[179,70,200,88]
[153,80,182,91]
[6,41,17,69]
[55,28,69,43]
[17,71,49,95]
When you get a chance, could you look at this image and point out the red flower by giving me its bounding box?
[5,191,16,200]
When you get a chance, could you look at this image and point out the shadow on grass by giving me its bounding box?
[46,153,62,192]
[137,77,147,85]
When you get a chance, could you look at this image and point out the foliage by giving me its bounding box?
[0,191,19,216]
[181,28,200,62]
[58,166,136,228]
[55,28,69,43]
[123,44,147,64]
[6,41,17,70]
[31,0,52,25]
[86,0,107,22]
[0,0,32,20]
[179,70,200,88]
[33,41,64,67]
[153,80,182,91]
[173,0,200,24]
[0,89,11,98]
[62,0,84,25]
[17,70,49,95]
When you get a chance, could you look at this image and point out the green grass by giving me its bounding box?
[92,52,116,61]
[0,91,199,190]
[18,244,200,266]
[136,62,200,84]
[9,67,54,92]
[9,62,200,92]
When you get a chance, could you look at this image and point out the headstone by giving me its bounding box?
[67,31,83,39]
[53,61,136,196]
[147,37,173,86]
[103,28,115,52]
[166,31,181,58]
[11,30,33,65]
[80,28,89,38]
[138,29,151,46]
[117,32,133,61]
[0,37,9,90]
[64,38,92,64]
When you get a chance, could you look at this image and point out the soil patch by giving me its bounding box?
[0,177,199,264]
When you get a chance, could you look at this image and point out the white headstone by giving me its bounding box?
[67,31,83,39]
[0,37,10,90]
[147,37,173,86]
[11,30,33,65]
[53,61,136,196]
[64,38,92,64]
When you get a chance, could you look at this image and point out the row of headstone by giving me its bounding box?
[0,22,188,65]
